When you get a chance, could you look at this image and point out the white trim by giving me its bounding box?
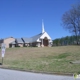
[40,32,51,39]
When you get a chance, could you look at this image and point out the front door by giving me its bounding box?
[43,37,48,46]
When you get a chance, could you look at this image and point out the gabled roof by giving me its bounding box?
[22,33,43,43]
[10,41,16,44]
[3,31,52,45]
[22,38,32,43]
[31,33,43,42]
[4,37,14,40]
[16,38,24,43]
[40,32,51,40]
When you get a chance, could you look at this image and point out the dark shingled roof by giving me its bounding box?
[9,33,44,44]
[22,33,43,43]
[31,33,43,42]
[16,38,24,43]
[22,38,32,43]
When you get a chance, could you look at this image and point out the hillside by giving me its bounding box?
[0,46,80,74]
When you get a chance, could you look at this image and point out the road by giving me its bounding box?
[0,68,74,80]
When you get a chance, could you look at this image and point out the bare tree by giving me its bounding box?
[62,4,80,45]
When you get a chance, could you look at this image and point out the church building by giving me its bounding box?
[0,21,52,48]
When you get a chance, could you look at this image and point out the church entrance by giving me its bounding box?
[43,37,48,46]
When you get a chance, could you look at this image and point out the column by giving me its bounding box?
[37,43,40,47]
[48,40,50,47]
[48,39,51,47]
[41,39,44,47]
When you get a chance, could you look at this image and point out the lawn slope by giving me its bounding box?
[0,46,80,74]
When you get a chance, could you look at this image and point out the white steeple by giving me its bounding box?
[42,20,45,33]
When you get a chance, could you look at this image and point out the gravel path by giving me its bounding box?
[0,69,73,80]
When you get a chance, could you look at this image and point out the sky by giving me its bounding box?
[0,0,80,40]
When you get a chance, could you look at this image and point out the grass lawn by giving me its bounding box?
[0,46,80,74]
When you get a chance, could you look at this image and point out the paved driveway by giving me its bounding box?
[0,69,73,80]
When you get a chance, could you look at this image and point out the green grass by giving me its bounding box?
[46,53,70,59]
[0,46,80,74]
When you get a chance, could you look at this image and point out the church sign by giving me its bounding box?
[1,43,6,65]
[1,43,6,57]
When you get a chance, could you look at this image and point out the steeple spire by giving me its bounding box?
[42,19,45,33]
